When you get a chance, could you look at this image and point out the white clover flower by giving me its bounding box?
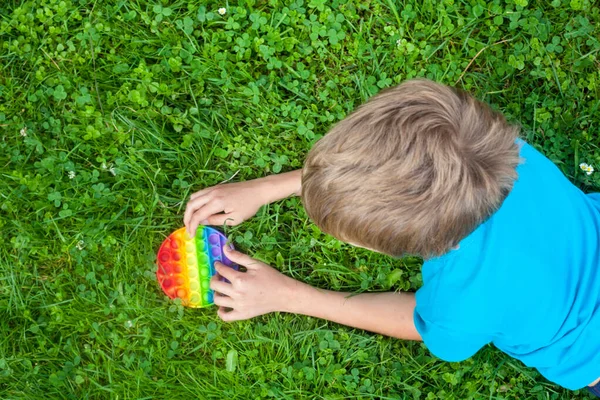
[102,162,116,175]
[76,240,85,250]
[125,320,133,328]
[68,171,76,179]
[218,7,227,15]
[20,127,27,137]
[579,162,594,175]
[396,39,402,47]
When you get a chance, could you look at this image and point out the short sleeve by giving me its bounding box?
[414,308,491,362]
[416,242,496,362]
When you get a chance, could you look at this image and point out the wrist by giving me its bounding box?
[255,176,278,206]
[278,276,311,314]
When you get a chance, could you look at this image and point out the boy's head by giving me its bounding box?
[301,79,520,258]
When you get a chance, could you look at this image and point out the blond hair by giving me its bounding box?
[301,79,520,258]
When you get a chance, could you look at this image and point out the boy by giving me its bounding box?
[183,79,600,394]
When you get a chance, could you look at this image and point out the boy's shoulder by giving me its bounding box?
[416,136,598,319]
[416,139,587,326]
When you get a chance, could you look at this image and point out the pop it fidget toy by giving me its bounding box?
[156,226,237,307]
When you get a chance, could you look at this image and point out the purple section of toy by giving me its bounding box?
[203,227,238,304]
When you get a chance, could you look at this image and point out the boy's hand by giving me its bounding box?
[184,170,302,237]
[184,180,269,237]
[209,247,296,321]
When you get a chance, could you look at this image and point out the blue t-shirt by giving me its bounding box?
[413,141,600,390]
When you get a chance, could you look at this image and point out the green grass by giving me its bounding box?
[1,0,599,398]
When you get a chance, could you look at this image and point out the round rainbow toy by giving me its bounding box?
[156,226,237,307]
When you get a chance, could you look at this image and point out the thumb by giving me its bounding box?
[223,246,259,269]
[218,307,245,322]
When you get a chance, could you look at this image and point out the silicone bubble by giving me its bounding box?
[156,227,237,307]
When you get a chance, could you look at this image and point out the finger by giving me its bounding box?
[217,307,243,322]
[205,213,241,226]
[212,292,235,308]
[214,261,243,282]
[184,194,212,229]
[210,273,235,296]
[189,187,215,201]
[187,201,226,237]
[223,246,260,269]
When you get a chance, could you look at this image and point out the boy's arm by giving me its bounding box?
[286,281,421,340]
[211,247,422,341]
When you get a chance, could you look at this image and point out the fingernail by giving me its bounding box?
[200,220,208,225]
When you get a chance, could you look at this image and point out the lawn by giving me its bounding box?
[1,0,599,398]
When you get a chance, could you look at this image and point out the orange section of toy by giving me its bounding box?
[157,228,195,305]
